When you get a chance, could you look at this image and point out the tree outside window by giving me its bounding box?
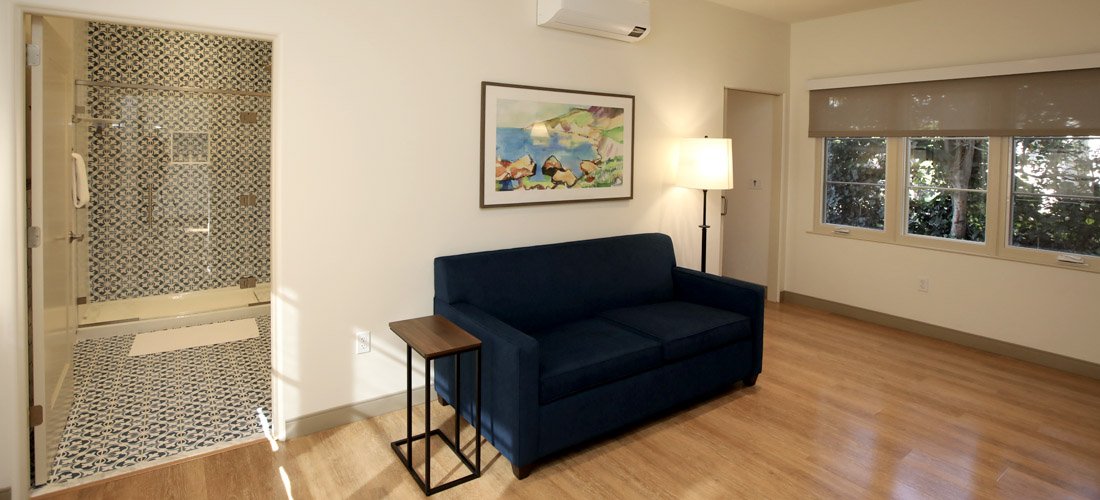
[906,137,989,242]
[824,138,887,230]
[1012,137,1100,257]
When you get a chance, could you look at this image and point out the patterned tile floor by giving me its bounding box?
[49,316,271,484]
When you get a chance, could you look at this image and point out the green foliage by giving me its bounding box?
[552,109,595,128]
[595,157,624,187]
[906,138,988,241]
[603,126,624,143]
[907,189,986,241]
[824,136,1100,256]
[824,138,886,229]
[1011,137,1100,256]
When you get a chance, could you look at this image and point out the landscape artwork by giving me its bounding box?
[481,82,634,207]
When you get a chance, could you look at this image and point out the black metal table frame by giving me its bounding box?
[390,345,481,496]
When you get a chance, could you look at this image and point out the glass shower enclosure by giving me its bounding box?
[73,22,272,328]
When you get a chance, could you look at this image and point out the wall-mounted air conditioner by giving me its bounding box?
[537,0,651,43]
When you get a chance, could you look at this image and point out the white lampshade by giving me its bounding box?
[676,138,733,190]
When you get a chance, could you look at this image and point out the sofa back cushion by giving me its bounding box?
[435,233,676,332]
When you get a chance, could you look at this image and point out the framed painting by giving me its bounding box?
[480,82,634,207]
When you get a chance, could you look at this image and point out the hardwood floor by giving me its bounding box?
[38,302,1100,499]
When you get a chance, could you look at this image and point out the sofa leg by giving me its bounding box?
[438,396,449,407]
[512,463,534,480]
[743,374,759,387]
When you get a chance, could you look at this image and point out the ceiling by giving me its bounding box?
[704,0,921,23]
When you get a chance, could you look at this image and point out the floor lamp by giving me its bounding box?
[676,137,733,273]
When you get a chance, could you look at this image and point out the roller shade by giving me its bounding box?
[809,68,1100,137]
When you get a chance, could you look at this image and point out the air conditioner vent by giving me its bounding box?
[537,0,651,43]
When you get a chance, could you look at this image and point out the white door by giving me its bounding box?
[29,15,79,486]
[721,89,780,288]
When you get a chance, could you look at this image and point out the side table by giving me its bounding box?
[389,315,481,495]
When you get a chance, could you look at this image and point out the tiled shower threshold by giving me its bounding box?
[80,283,272,327]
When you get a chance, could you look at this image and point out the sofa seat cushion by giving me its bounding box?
[600,301,750,361]
[533,318,662,404]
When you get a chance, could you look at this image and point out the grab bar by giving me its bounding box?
[70,152,89,208]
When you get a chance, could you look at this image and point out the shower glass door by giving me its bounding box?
[73,21,271,326]
[76,84,276,324]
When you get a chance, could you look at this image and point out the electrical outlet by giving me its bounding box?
[918,277,931,293]
[355,330,371,354]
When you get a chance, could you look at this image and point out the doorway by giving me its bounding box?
[721,89,782,294]
[25,14,274,488]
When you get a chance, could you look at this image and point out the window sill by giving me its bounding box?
[806,228,1100,274]
[811,223,893,244]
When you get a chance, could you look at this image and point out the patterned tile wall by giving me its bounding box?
[87,22,271,93]
[85,23,271,302]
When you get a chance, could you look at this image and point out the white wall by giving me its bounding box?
[786,0,1100,364]
[0,0,789,493]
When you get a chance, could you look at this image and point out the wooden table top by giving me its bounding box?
[389,315,481,359]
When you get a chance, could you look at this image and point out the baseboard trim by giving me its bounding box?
[284,386,437,439]
[780,291,1100,380]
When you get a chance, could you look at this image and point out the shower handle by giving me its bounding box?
[146,190,155,224]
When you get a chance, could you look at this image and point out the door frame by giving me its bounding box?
[721,87,788,303]
[5,8,283,497]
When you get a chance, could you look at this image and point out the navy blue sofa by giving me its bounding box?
[433,233,764,478]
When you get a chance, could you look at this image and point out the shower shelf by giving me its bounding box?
[72,115,121,129]
[70,114,121,131]
[75,79,271,98]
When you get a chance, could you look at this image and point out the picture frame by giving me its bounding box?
[480,82,635,207]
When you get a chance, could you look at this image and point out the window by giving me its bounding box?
[1011,137,1100,257]
[906,137,989,242]
[823,138,886,230]
[809,61,1100,271]
[814,135,1100,272]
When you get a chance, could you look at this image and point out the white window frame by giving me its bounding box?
[895,137,1003,256]
[999,137,1100,271]
[813,138,898,244]
[813,136,1100,273]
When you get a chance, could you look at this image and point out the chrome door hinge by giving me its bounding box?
[30,405,43,427]
[28,226,41,248]
[26,43,41,67]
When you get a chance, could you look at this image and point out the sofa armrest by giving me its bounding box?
[433,299,541,467]
[672,267,765,374]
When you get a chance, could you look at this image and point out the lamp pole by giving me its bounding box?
[700,188,709,273]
